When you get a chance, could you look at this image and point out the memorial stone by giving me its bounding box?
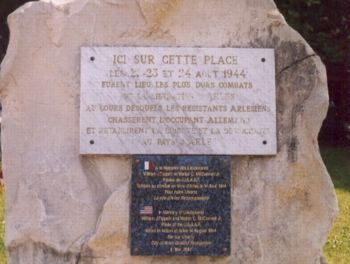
[0,0,338,263]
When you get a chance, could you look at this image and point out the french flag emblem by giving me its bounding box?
[143,161,156,171]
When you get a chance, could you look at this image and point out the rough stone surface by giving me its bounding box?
[0,0,338,263]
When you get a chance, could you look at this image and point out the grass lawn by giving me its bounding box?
[322,147,350,264]
[0,187,5,264]
[0,147,348,263]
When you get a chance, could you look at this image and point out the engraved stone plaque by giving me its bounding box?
[80,47,276,155]
[130,155,231,256]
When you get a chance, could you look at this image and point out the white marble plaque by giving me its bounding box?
[80,47,276,155]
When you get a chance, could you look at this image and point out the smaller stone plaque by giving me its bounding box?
[130,155,231,256]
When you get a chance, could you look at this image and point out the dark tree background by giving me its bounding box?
[275,0,350,145]
[0,0,349,145]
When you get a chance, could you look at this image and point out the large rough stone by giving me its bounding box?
[0,0,338,263]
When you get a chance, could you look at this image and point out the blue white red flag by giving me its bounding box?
[143,161,155,171]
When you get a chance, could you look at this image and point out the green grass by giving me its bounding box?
[322,147,350,264]
[0,187,5,264]
[0,148,348,263]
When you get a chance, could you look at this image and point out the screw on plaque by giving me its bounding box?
[263,140,267,145]
[90,140,95,145]
[261,58,266,62]
[90,56,95,62]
